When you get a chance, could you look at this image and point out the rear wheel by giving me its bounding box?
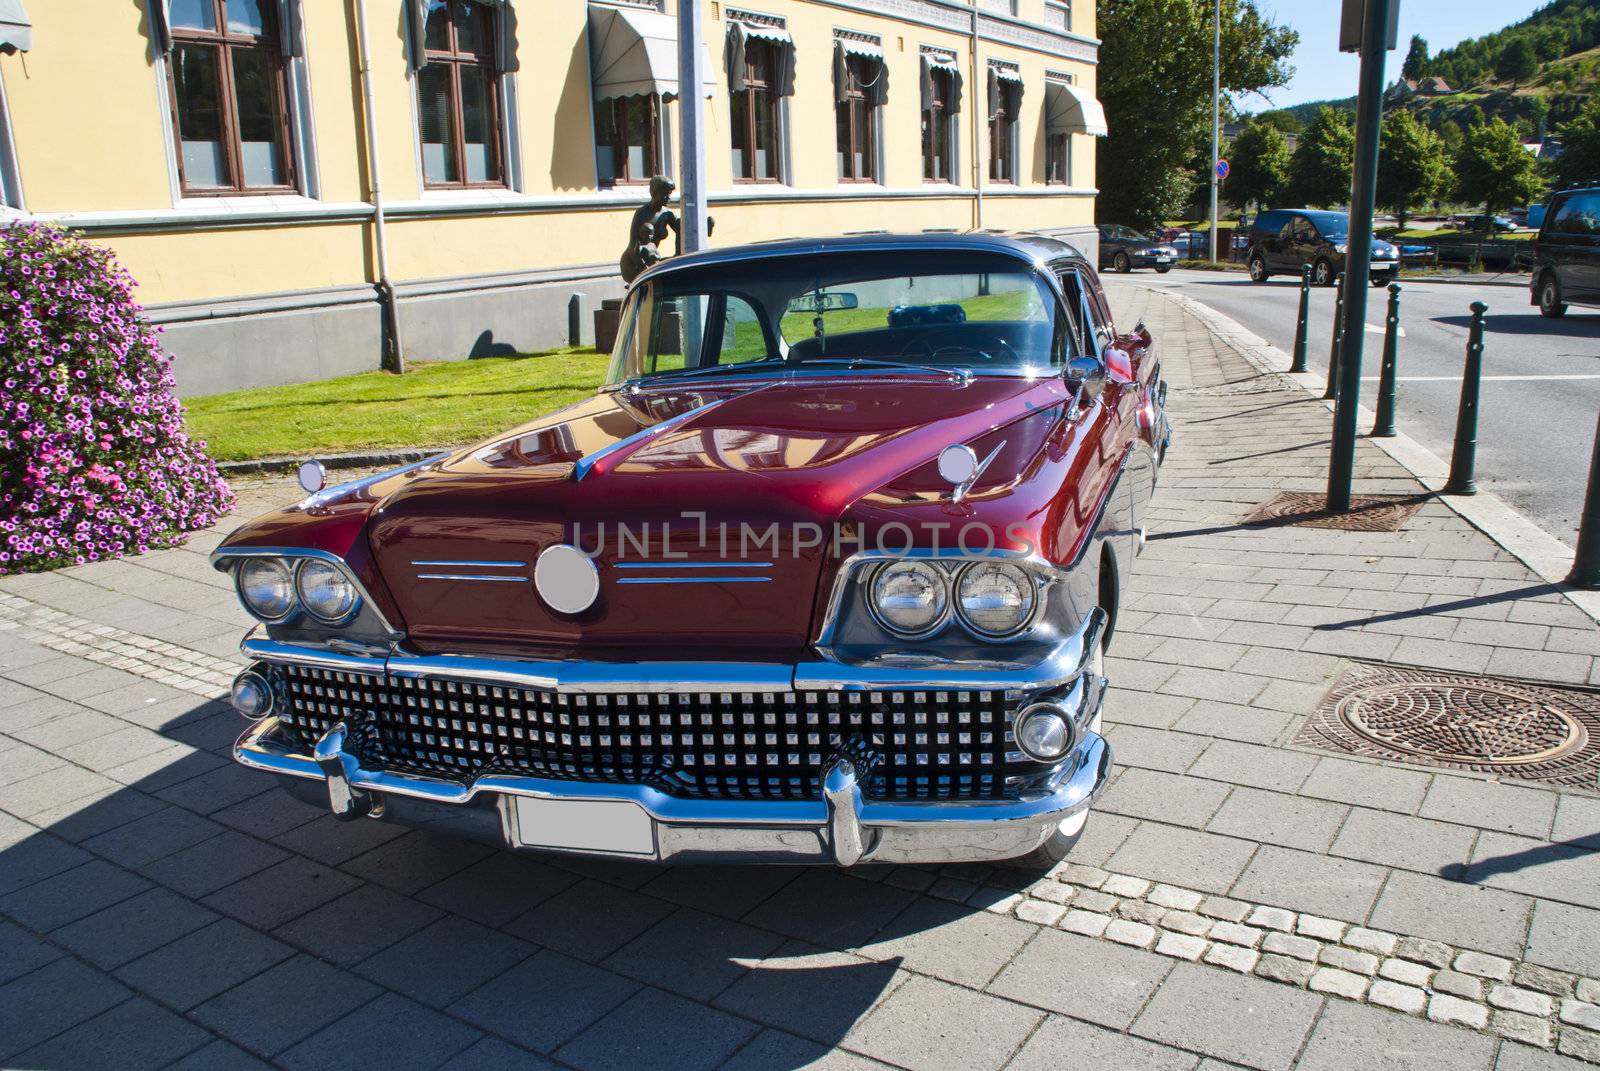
[1114,252,1132,274]
[1155,265,1172,274]
[1540,275,1568,318]
[1248,255,1269,283]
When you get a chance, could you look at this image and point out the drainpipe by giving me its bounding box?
[971,3,983,230]
[354,0,405,373]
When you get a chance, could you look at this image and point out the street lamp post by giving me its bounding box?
[1209,0,1220,264]
[678,0,709,253]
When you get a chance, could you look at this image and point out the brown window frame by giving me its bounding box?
[731,38,781,184]
[1046,132,1070,185]
[166,0,297,197]
[835,54,877,183]
[595,93,662,187]
[922,66,954,183]
[988,80,1019,185]
[417,0,505,190]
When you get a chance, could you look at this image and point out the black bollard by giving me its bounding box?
[1371,283,1401,437]
[1323,273,1346,401]
[1444,301,1488,496]
[1568,412,1600,589]
[1290,266,1311,374]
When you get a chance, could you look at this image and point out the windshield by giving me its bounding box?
[606,250,1066,385]
[1305,212,1349,239]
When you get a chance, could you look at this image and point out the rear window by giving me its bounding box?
[1549,193,1600,237]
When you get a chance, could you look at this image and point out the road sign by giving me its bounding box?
[1340,0,1399,52]
[1216,159,1229,180]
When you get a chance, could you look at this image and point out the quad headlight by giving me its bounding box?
[868,561,950,637]
[236,558,296,621]
[295,559,360,624]
[955,562,1036,638]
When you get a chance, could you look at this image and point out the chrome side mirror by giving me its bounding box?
[1065,355,1107,401]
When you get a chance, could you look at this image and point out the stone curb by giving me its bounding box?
[1139,284,1600,626]
[217,447,448,477]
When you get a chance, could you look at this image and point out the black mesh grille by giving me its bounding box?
[271,664,1035,801]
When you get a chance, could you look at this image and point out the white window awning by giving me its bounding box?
[740,22,792,47]
[837,37,881,61]
[1045,79,1108,137]
[0,0,31,54]
[587,3,714,102]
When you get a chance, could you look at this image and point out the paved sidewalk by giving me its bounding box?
[1,283,1598,1069]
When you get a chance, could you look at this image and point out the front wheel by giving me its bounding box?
[1248,256,1269,283]
[1155,265,1172,274]
[1371,275,1392,288]
[1114,252,1132,274]
[1313,259,1335,287]
[1540,275,1568,319]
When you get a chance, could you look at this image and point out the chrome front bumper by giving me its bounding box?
[235,716,1112,865]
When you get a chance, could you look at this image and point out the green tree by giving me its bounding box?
[1528,94,1551,137]
[1285,107,1355,208]
[1376,111,1449,228]
[1454,118,1544,216]
[1223,120,1290,212]
[1552,99,1600,189]
[1095,0,1298,229]
[1256,109,1302,135]
[1439,118,1464,153]
[1402,35,1430,81]
[1497,38,1538,86]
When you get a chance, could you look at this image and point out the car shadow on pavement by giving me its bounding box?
[1433,312,1600,339]
[1311,582,1569,632]
[0,696,946,1069]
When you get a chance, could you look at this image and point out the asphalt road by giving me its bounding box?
[1120,267,1600,548]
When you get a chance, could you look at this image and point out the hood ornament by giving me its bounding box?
[938,441,1005,504]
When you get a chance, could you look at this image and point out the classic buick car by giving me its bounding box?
[218,232,1170,867]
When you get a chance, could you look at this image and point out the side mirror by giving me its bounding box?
[1065,355,1106,401]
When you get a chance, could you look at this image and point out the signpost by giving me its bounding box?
[678,0,709,253]
[1326,0,1399,513]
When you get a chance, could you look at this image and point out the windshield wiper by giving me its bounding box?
[621,358,788,386]
[795,357,971,383]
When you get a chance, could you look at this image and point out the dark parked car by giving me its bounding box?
[1097,224,1178,273]
[215,232,1171,869]
[1531,185,1600,318]
[1245,209,1399,287]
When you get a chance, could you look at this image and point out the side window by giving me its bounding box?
[1556,193,1600,236]
[717,296,772,365]
[1053,270,1088,358]
[1293,218,1316,241]
[1278,220,1295,241]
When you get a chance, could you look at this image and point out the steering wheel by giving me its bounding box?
[900,334,1019,365]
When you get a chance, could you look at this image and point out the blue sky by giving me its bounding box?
[1246,0,1545,111]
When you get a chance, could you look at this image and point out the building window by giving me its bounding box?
[416,0,502,187]
[988,75,1021,184]
[595,94,661,186]
[835,55,877,182]
[1046,133,1071,185]
[166,0,296,194]
[922,67,955,182]
[731,38,779,182]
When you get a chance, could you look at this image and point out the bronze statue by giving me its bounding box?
[619,175,713,284]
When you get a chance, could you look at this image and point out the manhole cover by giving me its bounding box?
[1298,664,1600,790]
[1243,491,1428,533]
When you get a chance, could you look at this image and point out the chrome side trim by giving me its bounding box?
[241,634,389,674]
[411,559,527,568]
[211,546,403,638]
[571,397,727,482]
[417,573,529,583]
[615,577,772,585]
[613,562,774,570]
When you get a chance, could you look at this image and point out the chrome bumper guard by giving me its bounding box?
[236,716,1111,865]
[231,611,1112,865]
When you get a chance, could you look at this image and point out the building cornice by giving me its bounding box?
[800,0,1099,64]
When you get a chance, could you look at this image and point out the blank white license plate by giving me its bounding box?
[510,797,655,856]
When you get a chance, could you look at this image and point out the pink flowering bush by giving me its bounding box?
[1,223,234,574]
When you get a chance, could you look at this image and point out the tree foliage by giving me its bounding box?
[1552,99,1600,191]
[1285,107,1354,208]
[1402,35,1429,82]
[1454,118,1544,215]
[1223,120,1290,212]
[1376,111,1449,227]
[1497,38,1538,86]
[1095,0,1297,228]
[1410,0,1599,87]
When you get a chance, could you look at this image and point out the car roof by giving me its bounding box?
[636,230,1089,284]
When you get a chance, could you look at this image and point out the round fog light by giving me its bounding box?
[1015,703,1076,762]
[230,671,272,720]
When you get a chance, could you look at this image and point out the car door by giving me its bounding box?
[1289,215,1321,270]
[1548,192,1600,302]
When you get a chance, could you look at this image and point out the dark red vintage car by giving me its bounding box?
[218,232,1170,867]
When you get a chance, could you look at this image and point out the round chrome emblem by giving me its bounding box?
[535,544,600,615]
[937,444,978,486]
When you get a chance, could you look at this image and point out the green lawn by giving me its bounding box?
[185,347,611,462]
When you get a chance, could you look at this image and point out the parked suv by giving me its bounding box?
[1246,209,1399,287]
[1531,185,1600,318]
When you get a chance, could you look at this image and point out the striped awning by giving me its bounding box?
[588,3,715,101]
[0,0,31,54]
[1044,79,1108,137]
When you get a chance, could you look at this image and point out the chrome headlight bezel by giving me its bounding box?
[294,559,362,625]
[235,557,298,623]
[867,560,952,639]
[954,560,1039,639]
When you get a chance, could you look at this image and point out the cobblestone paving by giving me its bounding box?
[1,284,1598,1069]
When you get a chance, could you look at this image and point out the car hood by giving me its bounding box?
[352,372,1067,658]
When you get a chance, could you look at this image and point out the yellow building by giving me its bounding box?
[0,0,1104,395]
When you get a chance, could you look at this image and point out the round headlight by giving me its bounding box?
[236,558,296,621]
[1015,703,1075,762]
[868,561,949,636]
[295,560,360,624]
[229,671,273,719]
[955,562,1036,638]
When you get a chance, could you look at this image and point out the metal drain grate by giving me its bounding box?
[1243,491,1428,533]
[1297,663,1600,790]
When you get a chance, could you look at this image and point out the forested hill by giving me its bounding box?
[1416,0,1598,89]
